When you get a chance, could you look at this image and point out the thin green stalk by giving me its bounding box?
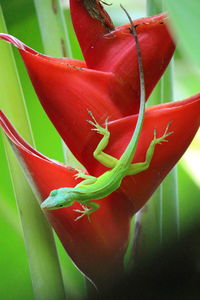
[133,0,179,262]
[33,0,72,57]
[33,0,86,297]
[161,60,179,244]
[0,6,66,299]
[132,0,163,263]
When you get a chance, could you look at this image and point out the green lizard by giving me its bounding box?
[41,7,172,220]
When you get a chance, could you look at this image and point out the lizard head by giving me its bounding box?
[41,188,75,210]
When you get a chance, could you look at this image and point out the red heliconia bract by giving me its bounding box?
[0,94,199,288]
[0,4,175,166]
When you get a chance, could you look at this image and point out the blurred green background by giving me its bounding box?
[0,0,199,299]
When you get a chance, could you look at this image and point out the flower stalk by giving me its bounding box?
[132,0,163,263]
[0,6,66,300]
[161,59,179,244]
[33,0,86,296]
[33,0,72,58]
[133,0,178,263]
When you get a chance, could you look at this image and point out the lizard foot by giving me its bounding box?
[74,204,92,222]
[153,122,173,145]
[87,110,109,136]
[74,169,88,180]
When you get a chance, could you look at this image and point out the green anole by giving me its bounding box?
[41,7,172,220]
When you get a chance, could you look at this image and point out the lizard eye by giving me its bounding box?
[50,190,57,196]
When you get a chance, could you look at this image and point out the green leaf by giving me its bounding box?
[0,6,66,299]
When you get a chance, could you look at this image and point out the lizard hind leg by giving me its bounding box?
[87,110,118,168]
[153,122,173,144]
[126,122,173,176]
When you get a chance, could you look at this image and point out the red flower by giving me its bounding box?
[0,9,174,167]
[0,95,199,287]
[1,0,199,289]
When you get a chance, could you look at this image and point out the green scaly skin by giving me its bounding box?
[41,8,173,221]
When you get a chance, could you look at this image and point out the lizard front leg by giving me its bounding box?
[126,123,173,176]
[74,201,100,221]
[88,111,118,168]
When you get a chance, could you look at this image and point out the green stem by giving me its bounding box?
[33,0,86,297]
[133,0,179,263]
[161,60,179,244]
[0,6,66,299]
[125,1,162,268]
[33,0,72,57]
[132,0,163,263]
